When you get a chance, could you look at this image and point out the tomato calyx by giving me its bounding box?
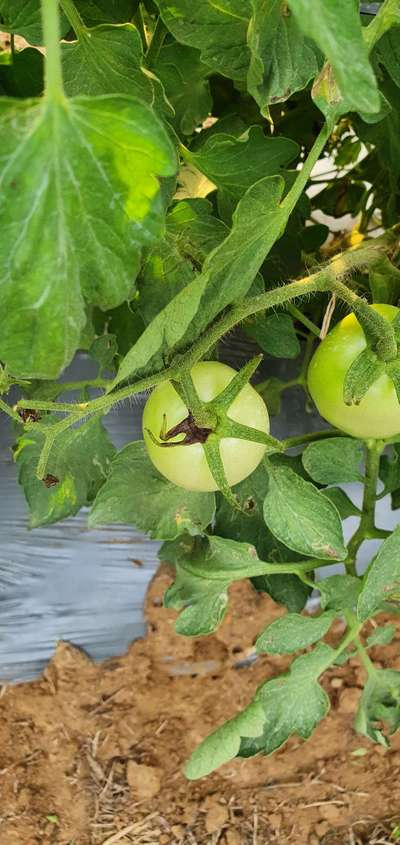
[147,411,213,447]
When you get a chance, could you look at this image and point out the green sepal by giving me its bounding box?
[210,355,263,411]
[218,417,282,454]
[386,360,400,404]
[202,435,243,512]
[343,348,385,405]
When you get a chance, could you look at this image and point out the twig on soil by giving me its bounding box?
[298,799,346,808]
[100,813,159,845]
[252,805,258,845]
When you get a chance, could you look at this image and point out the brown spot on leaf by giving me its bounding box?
[43,474,59,488]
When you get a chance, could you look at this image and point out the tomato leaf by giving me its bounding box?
[263,463,347,561]
[162,533,314,637]
[256,611,335,655]
[138,201,228,324]
[358,526,400,621]
[367,623,397,648]
[15,416,115,528]
[166,198,229,264]
[0,0,68,44]
[215,461,310,612]
[111,175,287,387]
[248,0,321,116]
[245,312,300,359]
[62,22,169,110]
[153,42,212,135]
[186,643,333,777]
[319,575,361,612]
[0,46,44,98]
[156,0,252,82]
[286,0,380,116]
[302,437,364,485]
[320,488,361,520]
[184,126,299,199]
[0,95,176,378]
[379,445,400,498]
[89,441,215,540]
[355,669,400,746]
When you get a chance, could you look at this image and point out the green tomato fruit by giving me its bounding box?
[143,361,269,491]
[308,303,400,439]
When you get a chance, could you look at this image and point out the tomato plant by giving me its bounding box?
[3,0,400,782]
[143,361,270,491]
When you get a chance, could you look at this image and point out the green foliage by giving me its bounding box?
[263,462,347,560]
[16,416,115,527]
[247,0,321,118]
[256,611,335,654]
[0,95,176,378]
[245,312,300,359]
[89,442,215,539]
[367,623,397,647]
[184,127,299,199]
[356,669,400,746]
[358,526,400,621]
[302,437,364,485]
[2,0,400,783]
[186,643,333,778]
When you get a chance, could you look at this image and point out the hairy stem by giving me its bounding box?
[0,397,21,423]
[42,0,65,101]
[287,303,321,337]
[345,440,384,576]
[59,0,86,36]
[280,122,331,216]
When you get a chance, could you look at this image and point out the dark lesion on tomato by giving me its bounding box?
[147,412,212,447]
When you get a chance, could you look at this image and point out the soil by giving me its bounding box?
[0,566,400,845]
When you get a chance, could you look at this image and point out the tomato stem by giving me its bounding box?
[133,5,149,52]
[41,0,65,102]
[59,0,87,37]
[146,16,167,65]
[345,440,385,575]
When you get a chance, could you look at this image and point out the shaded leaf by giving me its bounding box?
[367,623,397,648]
[153,42,212,135]
[287,0,380,116]
[321,487,361,520]
[256,611,335,654]
[302,437,364,485]
[215,460,310,611]
[89,441,215,540]
[358,526,400,621]
[156,0,252,81]
[319,574,361,612]
[355,669,400,746]
[184,126,299,199]
[248,0,321,116]
[111,175,288,387]
[263,464,347,561]
[0,46,44,97]
[62,22,169,111]
[245,312,300,359]
[15,416,114,528]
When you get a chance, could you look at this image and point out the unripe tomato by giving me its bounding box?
[143,361,269,491]
[308,304,400,439]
